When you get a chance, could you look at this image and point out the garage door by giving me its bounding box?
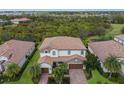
[42,68,48,73]
[69,64,83,69]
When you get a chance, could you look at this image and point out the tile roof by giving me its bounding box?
[89,40,124,62]
[11,17,30,22]
[39,55,86,64]
[0,40,35,65]
[115,35,124,41]
[40,36,86,50]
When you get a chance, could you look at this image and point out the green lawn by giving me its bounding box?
[89,24,124,40]
[88,70,113,84]
[107,24,124,35]
[8,45,40,84]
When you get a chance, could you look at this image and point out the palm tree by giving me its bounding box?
[52,64,67,84]
[29,64,41,83]
[3,62,20,81]
[104,55,121,79]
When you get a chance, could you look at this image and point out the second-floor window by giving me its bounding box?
[52,51,56,55]
[81,50,84,55]
[68,50,71,55]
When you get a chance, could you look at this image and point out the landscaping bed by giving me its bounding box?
[48,75,70,84]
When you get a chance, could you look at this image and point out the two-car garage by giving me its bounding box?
[41,63,83,73]
[69,64,83,69]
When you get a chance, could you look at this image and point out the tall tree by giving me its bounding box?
[29,64,41,83]
[52,64,67,84]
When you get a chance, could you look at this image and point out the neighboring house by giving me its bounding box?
[10,17,31,24]
[88,35,124,74]
[0,40,35,72]
[39,36,87,74]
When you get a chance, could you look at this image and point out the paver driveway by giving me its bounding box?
[69,69,87,84]
[39,73,48,84]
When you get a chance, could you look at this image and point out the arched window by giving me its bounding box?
[52,51,56,55]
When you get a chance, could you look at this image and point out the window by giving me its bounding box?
[45,50,48,53]
[81,50,84,55]
[68,50,71,55]
[52,51,56,55]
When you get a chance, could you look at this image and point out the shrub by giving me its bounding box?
[97,81,102,84]
[97,35,113,41]
[0,74,4,83]
[48,76,70,84]
[3,63,20,81]
[104,82,108,84]
[52,64,68,84]
[117,77,124,84]
[121,27,124,34]
[29,64,41,84]
[83,70,92,80]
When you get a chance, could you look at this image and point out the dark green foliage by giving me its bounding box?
[84,52,101,70]
[48,76,70,84]
[0,14,111,43]
[104,55,121,79]
[52,64,68,84]
[3,63,21,81]
[84,52,103,79]
[0,74,4,83]
[97,81,102,84]
[96,35,113,41]
[121,27,124,34]
[90,27,106,36]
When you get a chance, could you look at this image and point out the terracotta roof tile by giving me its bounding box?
[89,40,124,62]
[39,55,86,64]
[0,40,35,65]
[40,36,86,50]
[115,35,124,41]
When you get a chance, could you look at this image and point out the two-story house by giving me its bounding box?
[39,36,87,74]
[88,35,124,74]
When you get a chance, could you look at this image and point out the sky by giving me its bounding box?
[0,0,124,9]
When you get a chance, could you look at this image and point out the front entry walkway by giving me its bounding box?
[69,69,87,84]
[39,73,48,84]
